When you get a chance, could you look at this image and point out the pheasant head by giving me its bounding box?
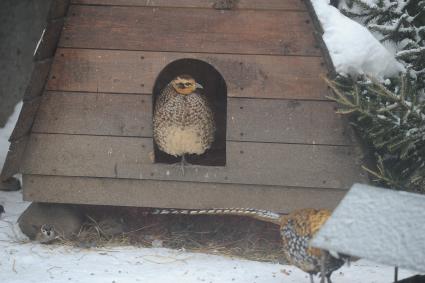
[171,75,203,95]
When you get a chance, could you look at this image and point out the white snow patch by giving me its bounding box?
[310,0,404,78]
[0,191,418,283]
[312,184,425,273]
[0,101,23,173]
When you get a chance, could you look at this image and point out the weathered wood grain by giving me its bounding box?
[70,0,307,11]
[60,5,320,56]
[0,136,29,181]
[9,98,41,141]
[23,59,52,101]
[33,91,354,145]
[23,175,346,212]
[22,133,364,189]
[47,49,329,100]
[228,98,353,144]
[33,91,151,137]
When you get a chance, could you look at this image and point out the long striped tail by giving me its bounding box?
[149,208,282,225]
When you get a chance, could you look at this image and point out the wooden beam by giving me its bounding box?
[33,91,354,145]
[23,59,52,101]
[47,49,329,100]
[9,98,41,142]
[60,5,321,56]
[23,175,346,213]
[22,133,365,189]
[71,0,307,11]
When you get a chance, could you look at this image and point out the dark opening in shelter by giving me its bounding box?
[152,59,227,166]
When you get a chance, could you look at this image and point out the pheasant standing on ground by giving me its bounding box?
[149,207,348,282]
[153,75,215,172]
[279,209,348,283]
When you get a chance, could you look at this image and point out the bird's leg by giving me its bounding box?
[326,274,332,283]
[310,274,315,283]
[320,251,327,283]
[320,250,330,283]
[180,154,189,176]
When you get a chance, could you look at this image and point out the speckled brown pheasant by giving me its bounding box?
[149,207,348,282]
[279,209,347,283]
[153,75,215,170]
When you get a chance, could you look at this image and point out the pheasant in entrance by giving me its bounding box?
[153,75,215,173]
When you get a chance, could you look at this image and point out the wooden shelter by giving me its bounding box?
[2,0,366,213]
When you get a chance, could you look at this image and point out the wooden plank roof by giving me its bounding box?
[22,133,361,189]
[33,91,354,145]
[47,49,329,100]
[71,0,307,11]
[60,5,320,56]
[24,175,347,213]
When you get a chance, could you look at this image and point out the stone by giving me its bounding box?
[18,202,84,241]
[0,177,21,191]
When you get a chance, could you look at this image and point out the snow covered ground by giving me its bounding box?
[0,191,418,283]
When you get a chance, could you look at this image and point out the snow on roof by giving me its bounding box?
[312,183,425,273]
[310,0,404,78]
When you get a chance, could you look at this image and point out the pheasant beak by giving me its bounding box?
[195,82,204,89]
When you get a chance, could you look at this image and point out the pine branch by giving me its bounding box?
[396,46,425,60]
[326,75,425,193]
[335,0,425,192]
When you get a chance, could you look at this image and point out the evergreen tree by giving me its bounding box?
[342,0,425,93]
[327,75,425,193]
[328,0,425,192]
